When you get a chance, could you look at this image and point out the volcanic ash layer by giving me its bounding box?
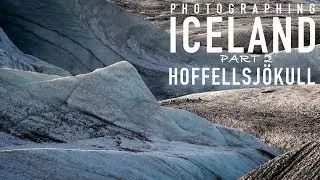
[241,142,320,180]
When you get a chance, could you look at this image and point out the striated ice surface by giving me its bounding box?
[0,27,70,76]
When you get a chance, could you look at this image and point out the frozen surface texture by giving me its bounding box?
[0,27,70,76]
[0,61,278,180]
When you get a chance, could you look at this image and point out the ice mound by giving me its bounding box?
[0,61,279,179]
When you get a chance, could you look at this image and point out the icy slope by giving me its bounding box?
[0,61,278,179]
[0,27,70,76]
